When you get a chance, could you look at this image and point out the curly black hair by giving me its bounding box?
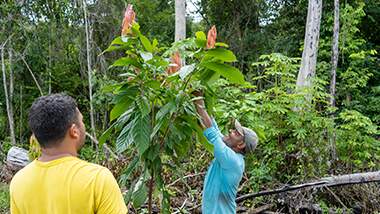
[28,93,78,148]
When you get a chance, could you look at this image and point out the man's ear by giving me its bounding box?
[237,141,246,150]
[68,123,79,139]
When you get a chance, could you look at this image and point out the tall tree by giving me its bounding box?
[329,0,339,163]
[296,0,323,89]
[175,0,186,41]
[1,39,16,145]
[330,0,339,107]
[82,0,97,140]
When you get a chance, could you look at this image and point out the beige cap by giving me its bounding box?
[235,119,258,154]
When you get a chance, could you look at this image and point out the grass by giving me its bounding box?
[0,182,9,214]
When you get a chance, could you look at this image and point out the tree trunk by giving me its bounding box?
[148,174,154,214]
[296,0,323,89]
[48,27,52,94]
[1,46,16,145]
[83,0,97,142]
[19,85,23,142]
[18,53,43,96]
[8,47,16,145]
[175,0,186,42]
[330,0,339,107]
[9,48,14,102]
[329,0,339,166]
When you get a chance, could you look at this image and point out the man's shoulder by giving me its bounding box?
[74,158,106,170]
[10,158,111,187]
[71,158,113,178]
[10,161,35,189]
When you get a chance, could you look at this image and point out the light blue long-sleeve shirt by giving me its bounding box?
[202,119,245,214]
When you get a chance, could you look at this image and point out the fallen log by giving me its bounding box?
[6,146,29,170]
[236,171,380,203]
[0,146,30,182]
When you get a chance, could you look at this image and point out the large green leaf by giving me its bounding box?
[205,48,237,62]
[139,34,153,52]
[195,31,207,48]
[202,62,245,84]
[99,122,116,146]
[112,57,142,69]
[116,118,135,153]
[113,85,139,104]
[179,64,196,80]
[110,98,134,121]
[145,80,161,90]
[200,69,220,85]
[114,108,135,131]
[215,42,229,48]
[132,176,148,208]
[174,140,191,158]
[110,36,126,45]
[101,83,124,93]
[151,117,168,140]
[132,113,151,155]
[182,116,213,154]
[140,52,153,61]
[156,101,176,121]
[195,31,206,40]
[144,144,160,161]
[137,96,150,117]
[110,86,139,121]
[152,38,158,49]
[103,37,128,53]
[103,45,127,53]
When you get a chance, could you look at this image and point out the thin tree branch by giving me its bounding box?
[20,55,43,96]
[85,132,119,160]
[168,172,206,187]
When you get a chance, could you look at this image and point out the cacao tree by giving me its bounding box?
[100,5,246,213]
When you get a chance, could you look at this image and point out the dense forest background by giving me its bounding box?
[0,0,379,213]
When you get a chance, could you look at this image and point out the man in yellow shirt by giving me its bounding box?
[10,94,128,214]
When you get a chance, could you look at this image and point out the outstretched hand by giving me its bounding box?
[192,90,203,97]
[192,90,205,107]
[192,90,212,128]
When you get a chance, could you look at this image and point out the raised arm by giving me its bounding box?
[192,90,212,128]
[192,91,238,168]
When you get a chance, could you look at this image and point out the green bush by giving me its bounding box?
[213,53,379,190]
[0,183,9,214]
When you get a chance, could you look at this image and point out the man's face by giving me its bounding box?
[75,109,86,150]
[223,129,245,151]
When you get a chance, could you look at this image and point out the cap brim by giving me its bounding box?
[234,119,244,136]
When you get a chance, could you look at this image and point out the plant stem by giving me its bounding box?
[148,173,154,214]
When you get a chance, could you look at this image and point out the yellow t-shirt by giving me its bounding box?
[10,156,128,214]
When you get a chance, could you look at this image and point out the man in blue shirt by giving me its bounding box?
[193,91,258,214]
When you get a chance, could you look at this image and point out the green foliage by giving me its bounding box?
[215,53,334,184]
[0,183,9,213]
[316,1,379,127]
[214,52,379,188]
[337,110,380,169]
